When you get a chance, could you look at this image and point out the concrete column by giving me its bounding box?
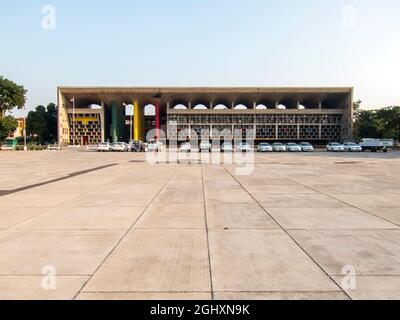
[275,124,279,139]
[275,101,279,109]
[297,101,300,109]
[155,100,161,140]
[318,101,322,109]
[210,102,213,109]
[111,101,118,143]
[297,124,300,140]
[319,124,322,139]
[188,102,192,109]
[100,101,105,143]
[134,100,144,141]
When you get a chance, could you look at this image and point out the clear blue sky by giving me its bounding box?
[1,0,399,116]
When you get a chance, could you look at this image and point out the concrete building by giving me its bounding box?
[57,87,353,145]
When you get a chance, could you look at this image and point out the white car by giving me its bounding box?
[272,143,286,152]
[326,142,344,152]
[286,143,302,152]
[236,142,252,152]
[299,142,314,152]
[179,142,192,152]
[343,142,362,152]
[199,141,212,152]
[97,142,112,152]
[257,143,273,152]
[111,142,128,152]
[221,142,233,152]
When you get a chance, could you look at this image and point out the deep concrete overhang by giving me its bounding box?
[58,86,353,108]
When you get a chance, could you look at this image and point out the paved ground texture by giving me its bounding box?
[0,150,399,300]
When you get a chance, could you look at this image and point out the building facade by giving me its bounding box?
[57,87,353,145]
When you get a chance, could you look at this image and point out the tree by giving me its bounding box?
[375,107,400,140]
[353,102,400,141]
[0,76,27,117]
[46,103,58,142]
[26,103,57,144]
[0,116,18,142]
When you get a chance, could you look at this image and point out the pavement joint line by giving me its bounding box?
[201,164,215,301]
[74,167,180,300]
[223,165,353,301]
[260,164,400,228]
[0,163,118,198]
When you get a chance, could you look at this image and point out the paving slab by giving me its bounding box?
[259,193,347,208]
[207,202,278,229]
[306,183,381,194]
[76,292,211,300]
[266,207,397,230]
[136,203,205,229]
[332,276,400,300]
[16,206,145,230]
[205,189,254,203]
[248,185,316,196]
[70,192,155,207]
[0,193,80,207]
[83,229,211,292]
[0,230,124,275]
[289,230,400,276]
[331,193,400,208]
[155,189,204,203]
[0,276,88,300]
[0,207,48,229]
[362,207,400,226]
[208,229,338,292]
[214,291,348,300]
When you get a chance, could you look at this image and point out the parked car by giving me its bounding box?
[299,142,314,152]
[272,143,286,152]
[199,141,212,152]
[129,140,144,152]
[257,143,273,152]
[179,142,192,153]
[97,142,112,152]
[286,142,302,152]
[236,142,252,152]
[221,142,234,152]
[343,142,362,152]
[111,142,129,152]
[326,142,344,152]
[359,138,388,152]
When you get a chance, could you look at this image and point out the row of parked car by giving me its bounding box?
[98,141,147,152]
[95,139,389,153]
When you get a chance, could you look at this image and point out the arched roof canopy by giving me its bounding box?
[233,104,248,110]
[255,104,268,110]
[173,104,188,110]
[214,104,228,110]
[193,104,208,110]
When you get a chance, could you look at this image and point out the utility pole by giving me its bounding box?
[23,108,27,151]
[71,97,75,145]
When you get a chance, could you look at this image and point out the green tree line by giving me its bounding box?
[353,100,400,141]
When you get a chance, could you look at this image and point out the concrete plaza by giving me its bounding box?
[0,150,399,300]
